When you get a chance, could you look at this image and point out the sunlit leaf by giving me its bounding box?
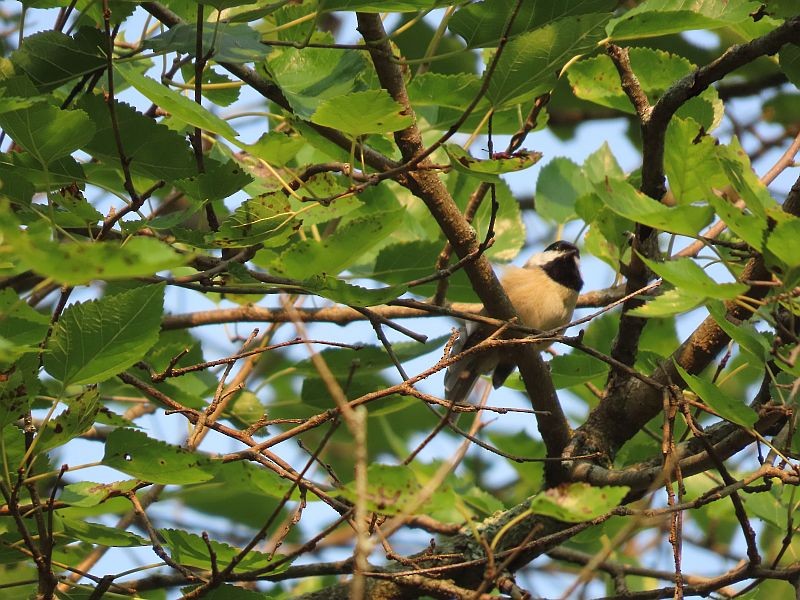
[311,90,413,136]
[444,144,542,182]
[531,482,629,522]
[45,285,164,386]
[102,428,215,485]
[487,13,610,109]
[675,363,756,428]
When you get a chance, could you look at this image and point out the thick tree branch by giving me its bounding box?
[356,10,571,485]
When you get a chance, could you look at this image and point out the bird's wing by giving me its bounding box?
[444,317,499,404]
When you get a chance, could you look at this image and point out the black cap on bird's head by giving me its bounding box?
[528,240,583,292]
[543,240,580,257]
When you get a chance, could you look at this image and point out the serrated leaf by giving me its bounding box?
[779,44,800,90]
[58,515,147,547]
[310,90,413,136]
[550,353,609,388]
[340,464,424,515]
[116,63,240,142]
[706,195,767,251]
[175,159,253,203]
[0,105,94,165]
[607,0,760,41]
[78,95,197,180]
[144,23,271,64]
[449,0,616,48]
[407,72,482,110]
[592,177,713,236]
[272,209,405,279]
[766,217,800,268]
[11,28,106,92]
[321,0,450,10]
[535,158,590,223]
[447,171,525,263]
[444,144,541,182]
[665,117,728,204]
[706,301,771,361]
[300,274,407,307]
[0,152,85,193]
[583,142,625,183]
[102,429,215,484]
[1,216,189,285]
[59,480,139,508]
[266,47,366,119]
[36,388,100,452]
[531,482,628,522]
[210,192,297,248]
[675,363,756,428]
[627,288,703,318]
[570,50,722,131]
[160,528,289,573]
[45,285,164,386]
[245,131,305,167]
[487,13,610,109]
[640,256,748,300]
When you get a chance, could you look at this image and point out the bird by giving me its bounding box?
[444,240,584,405]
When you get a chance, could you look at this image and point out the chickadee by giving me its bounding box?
[444,241,583,405]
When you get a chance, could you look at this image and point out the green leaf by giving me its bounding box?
[407,72,482,110]
[706,301,771,361]
[78,95,198,180]
[36,388,100,452]
[144,23,271,64]
[444,144,542,182]
[271,208,405,279]
[531,482,629,522]
[11,28,106,92]
[449,0,616,48]
[550,353,609,388]
[59,480,139,508]
[102,429,215,485]
[640,256,748,300]
[570,50,722,130]
[0,152,85,193]
[187,585,277,600]
[300,275,408,307]
[487,13,610,109]
[244,131,305,167]
[627,288,703,318]
[0,288,50,348]
[706,195,767,251]
[310,90,413,136]
[266,47,366,119]
[2,217,189,285]
[447,171,526,263]
[116,63,240,142]
[674,363,756,428]
[340,464,424,515]
[766,217,800,268]
[45,284,164,386]
[607,0,760,40]
[592,177,713,236]
[779,44,800,90]
[665,117,728,204]
[0,105,95,165]
[210,192,297,248]
[160,528,288,572]
[58,515,148,547]
[583,142,625,183]
[175,159,253,203]
[321,0,450,10]
[535,158,590,223]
